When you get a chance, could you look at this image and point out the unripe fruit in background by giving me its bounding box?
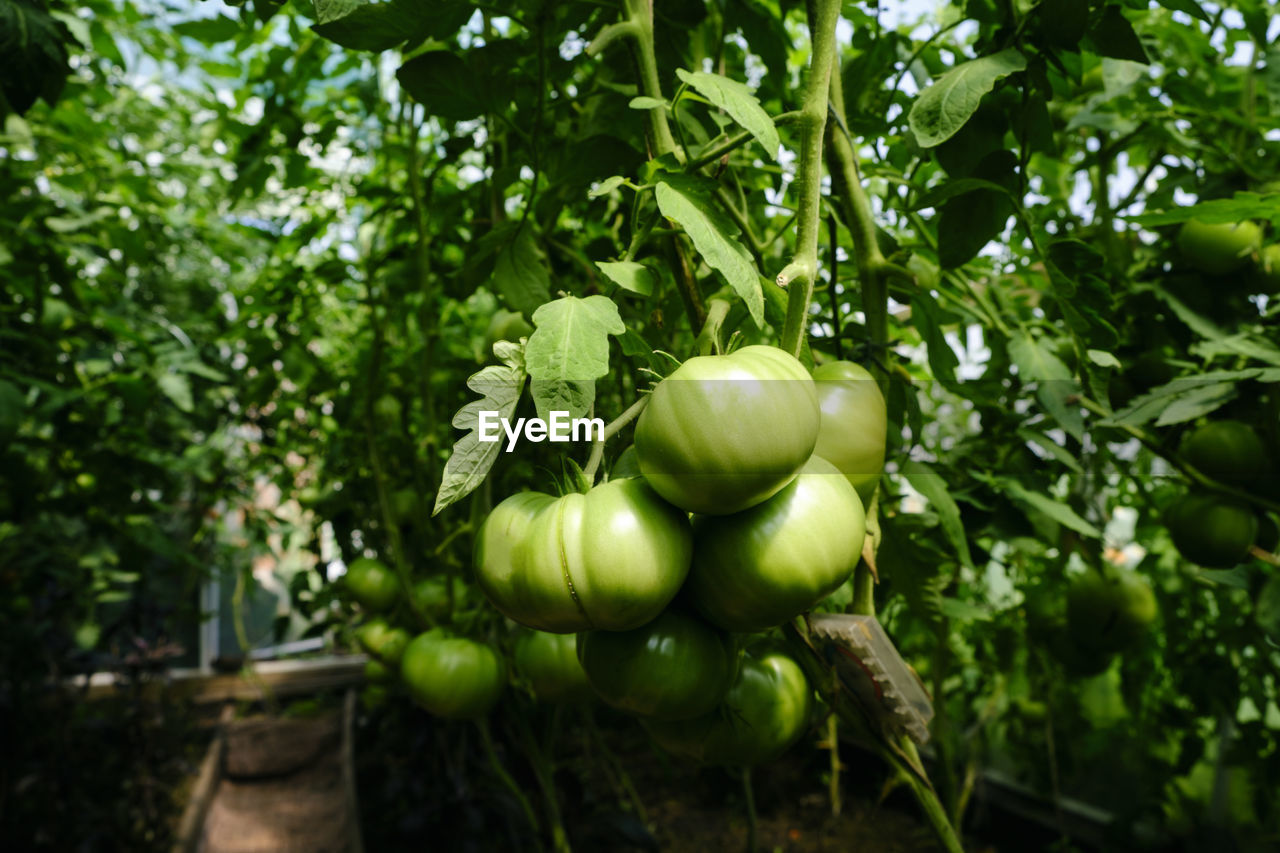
[1166,493,1258,568]
[1066,569,1158,656]
[811,361,887,505]
[514,629,593,704]
[1180,420,1271,489]
[357,618,410,665]
[634,345,820,515]
[401,630,504,720]
[1177,219,1262,275]
[344,557,400,612]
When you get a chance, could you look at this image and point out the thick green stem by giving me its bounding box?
[779,0,841,358]
[582,395,650,483]
[621,0,679,158]
[742,767,758,853]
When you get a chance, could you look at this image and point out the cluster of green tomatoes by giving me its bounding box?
[349,345,888,767]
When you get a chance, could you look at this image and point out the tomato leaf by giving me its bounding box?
[654,174,764,327]
[675,69,780,160]
[1087,6,1149,64]
[397,51,486,119]
[908,48,1026,148]
[525,295,626,422]
[434,343,528,516]
[1125,192,1280,227]
[1154,0,1210,24]
[490,223,552,317]
[595,261,657,297]
[995,478,1101,538]
[1008,332,1083,440]
[901,459,975,571]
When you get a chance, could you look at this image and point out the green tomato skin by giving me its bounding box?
[1166,493,1258,568]
[686,456,866,633]
[410,575,469,622]
[634,345,820,515]
[1177,219,1262,276]
[514,629,593,704]
[344,558,401,613]
[1181,420,1272,489]
[485,310,534,352]
[400,630,504,720]
[811,361,887,506]
[356,618,411,666]
[388,488,420,524]
[1066,570,1158,656]
[475,480,692,633]
[372,394,402,426]
[578,609,738,721]
[363,658,393,684]
[644,648,812,766]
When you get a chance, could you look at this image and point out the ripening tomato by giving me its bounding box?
[577,609,738,720]
[474,479,692,633]
[356,618,410,666]
[686,456,866,633]
[1180,420,1272,489]
[643,646,812,765]
[400,629,503,720]
[1166,493,1258,568]
[811,361,886,505]
[1177,219,1262,276]
[634,345,820,515]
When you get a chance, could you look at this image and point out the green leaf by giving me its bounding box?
[396,51,485,120]
[595,261,657,297]
[1086,349,1121,368]
[629,96,667,111]
[675,69,780,160]
[912,177,1015,211]
[1087,6,1149,64]
[1017,428,1084,474]
[1155,0,1210,24]
[654,175,764,327]
[588,176,627,199]
[908,48,1027,148]
[156,373,194,413]
[1008,332,1083,440]
[902,459,975,571]
[434,345,528,516]
[1126,193,1280,227]
[936,151,1018,268]
[490,223,551,317]
[524,295,626,422]
[173,15,242,43]
[910,290,961,390]
[997,478,1101,538]
[312,0,364,24]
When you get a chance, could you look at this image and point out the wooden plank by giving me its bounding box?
[341,688,365,853]
[173,704,234,853]
[76,655,369,704]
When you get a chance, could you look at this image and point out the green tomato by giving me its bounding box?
[1181,420,1271,489]
[364,658,393,683]
[1166,493,1258,568]
[1066,569,1158,656]
[474,479,692,633]
[811,361,886,505]
[388,488,421,524]
[686,456,866,633]
[644,646,812,766]
[344,557,400,612]
[514,629,593,704]
[410,575,469,621]
[357,618,410,666]
[578,609,738,720]
[634,345,820,515]
[1177,219,1262,276]
[401,629,504,720]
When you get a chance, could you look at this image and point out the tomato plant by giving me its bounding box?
[811,360,887,505]
[513,629,592,704]
[344,558,401,613]
[400,629,504,720]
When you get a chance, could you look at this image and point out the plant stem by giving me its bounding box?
[741,767,758,853]
[477,719,542,839]
[622,0,679,159]
[582,395,651,483]
[779,0,841,358]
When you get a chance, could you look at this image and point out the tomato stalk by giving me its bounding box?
[741,767,758,853]
[512,710,572,853]
[581,395,650,483]
[476,718,542,840]
[778,0,842,359]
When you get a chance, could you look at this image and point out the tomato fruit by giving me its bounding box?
[686,456,865,633]
[1066,569,1158,655]
[1166,493,1258,568]
[356,618,410,665]
[634,345,820,515]
[410,575,469,621]
[389,487,420,524]
[1181,420,1271,489]
[364,658,393,683]
[474,479,692,633]
[344,557,400,612]
[401,629,504,719]
[811,361,886,505]
[1177,219,1262,275]
[577,609,738,720]
[643,646,812,765]
[514,629,592,703]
